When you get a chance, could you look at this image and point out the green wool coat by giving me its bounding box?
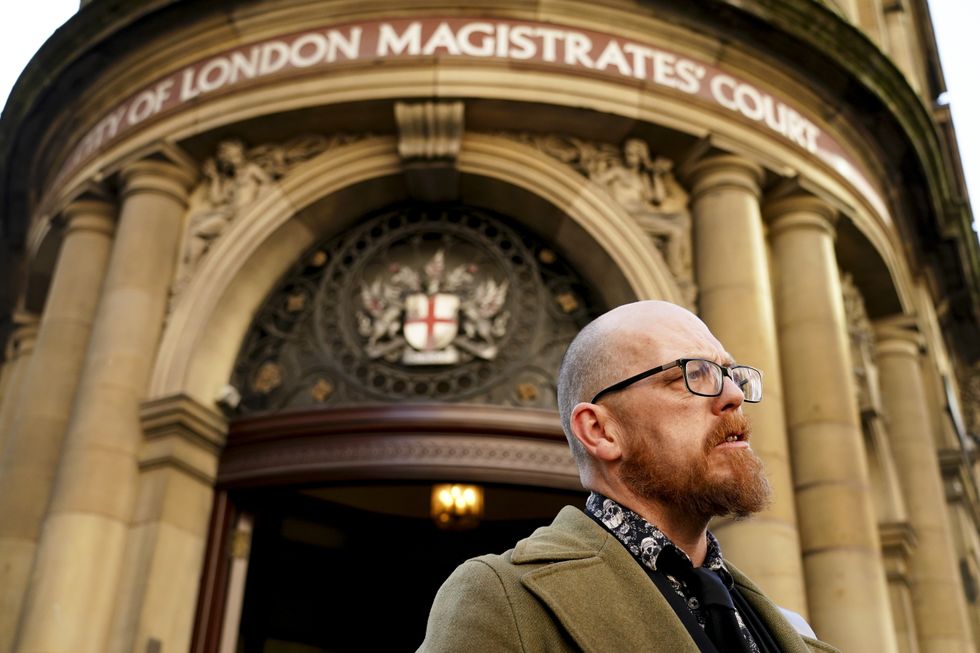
[418,506,840,653]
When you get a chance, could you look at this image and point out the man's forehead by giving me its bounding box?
[594,300,734,358]
[644,339,734,367]
[615,301,707,331]
[622,316,727,356]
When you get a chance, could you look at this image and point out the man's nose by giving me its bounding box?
[713,374,745,414]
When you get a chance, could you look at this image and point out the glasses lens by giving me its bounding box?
[731,366,763,402]
[684,359,723,396]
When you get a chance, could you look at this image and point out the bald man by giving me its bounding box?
[418,301,838,653]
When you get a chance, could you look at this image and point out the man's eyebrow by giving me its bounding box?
[686,354,737,366]
[719,352,737,366]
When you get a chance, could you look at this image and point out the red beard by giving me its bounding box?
[619,412,771,520]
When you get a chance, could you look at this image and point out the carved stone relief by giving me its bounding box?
[841,275,912,522]
[956,360,980,437]
[841,272,881,415]
[357,248,511,365]
[218,432,580,488]
[502,133,695,305]
[173,134,363,296]
[230,204,602,414]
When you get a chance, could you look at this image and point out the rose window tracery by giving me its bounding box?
[230,205,602,413]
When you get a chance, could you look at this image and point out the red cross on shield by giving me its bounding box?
[403,293,460,351]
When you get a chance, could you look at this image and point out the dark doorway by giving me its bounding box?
[233,482,586,652]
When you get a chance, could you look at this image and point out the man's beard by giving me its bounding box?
[619,413,771,520]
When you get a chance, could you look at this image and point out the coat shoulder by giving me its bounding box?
[417,509,602,653]
[416,557,526,652]
[511,506,609,563]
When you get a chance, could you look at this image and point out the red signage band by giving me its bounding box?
[52,16,886,219]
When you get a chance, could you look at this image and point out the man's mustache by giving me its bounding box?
[704,413,752,451]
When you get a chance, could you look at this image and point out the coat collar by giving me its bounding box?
[514,506,701,652]
[513,506,815,653]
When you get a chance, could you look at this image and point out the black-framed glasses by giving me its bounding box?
[590,358,763,404]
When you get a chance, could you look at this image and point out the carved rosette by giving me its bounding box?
[230,205,601,414]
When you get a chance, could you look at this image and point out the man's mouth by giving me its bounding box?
[714,432,749,448]
[706,414,753,451]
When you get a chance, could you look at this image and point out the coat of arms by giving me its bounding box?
[357,250,510,365]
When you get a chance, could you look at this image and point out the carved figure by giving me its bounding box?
[184,139,272,267]
[514,133,694,305]
[174,134,360,299]
[840,273,879,413]
[591,140,692,292]
[590,138,671,210]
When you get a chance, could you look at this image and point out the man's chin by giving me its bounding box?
[620,429,771,519]
[698,451,771,517]
[707,446,755,476]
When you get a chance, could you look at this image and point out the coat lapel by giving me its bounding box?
[727,563,814,653]
[515,507,702,653]
[510,508,837,653]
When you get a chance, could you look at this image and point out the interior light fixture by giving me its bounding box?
[431,483,484,529]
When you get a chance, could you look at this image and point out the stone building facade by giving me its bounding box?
[0,1,978,652]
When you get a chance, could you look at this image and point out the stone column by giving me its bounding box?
[765,192,898,653]
[0,199,116,653]
[106,394,226,653]
[14,158,196,653]
[685,155,807,614]
[0,315,39,460]
[875,324,976,653]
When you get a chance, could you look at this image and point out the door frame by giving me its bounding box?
[189,403,578,652]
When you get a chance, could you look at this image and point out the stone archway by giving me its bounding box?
[158,130,686,651]
[149,133,678,406]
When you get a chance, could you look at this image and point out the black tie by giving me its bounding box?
[689,567,753,653]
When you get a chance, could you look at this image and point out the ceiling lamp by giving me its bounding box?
[431,483,484,529]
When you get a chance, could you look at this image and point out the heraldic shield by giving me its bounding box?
[404,293,460,353]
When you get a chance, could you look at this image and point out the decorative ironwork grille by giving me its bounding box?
[231,204,602,414]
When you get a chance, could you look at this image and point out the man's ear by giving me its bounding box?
[570,402,624,462]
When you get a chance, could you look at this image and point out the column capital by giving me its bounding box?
[940,443,978,479]
[764,191,838,239]
[873,316,923,356]
[683,153,764,201]
[138,393,228,484]
[60,198,116,237]
[119,158,198,205]
[5,312,40,360]
[879,521,917,584]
